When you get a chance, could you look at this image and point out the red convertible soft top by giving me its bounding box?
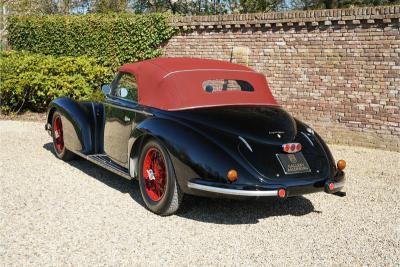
[119,57,278,110]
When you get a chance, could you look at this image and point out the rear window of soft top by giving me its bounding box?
[202,79,254,93]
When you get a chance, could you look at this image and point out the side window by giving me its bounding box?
[111,73,138,102]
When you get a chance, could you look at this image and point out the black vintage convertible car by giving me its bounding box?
[45,57,346,215]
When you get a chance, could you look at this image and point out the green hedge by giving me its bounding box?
[7,13,174,68]
[0,51,113,113]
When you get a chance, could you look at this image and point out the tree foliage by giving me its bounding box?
[286,0,400,10]
[93,0,128,12]
[1,0,91,15]
[130,0,284,14]
[240,0,283,13]
[2,0,398,15]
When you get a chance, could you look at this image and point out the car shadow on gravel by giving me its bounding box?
[43,143,143,201]
[177,195,319,224]
[44,143,320,225]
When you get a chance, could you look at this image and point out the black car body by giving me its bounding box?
[45,57,346,215]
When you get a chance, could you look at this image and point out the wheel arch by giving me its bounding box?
[128,133,152,179]
[47,97,94,154]
[47,106,57,126]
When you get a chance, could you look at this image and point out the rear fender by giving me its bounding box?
[129,117,255,192]
[295,119,337,177]
[47,97,95,154]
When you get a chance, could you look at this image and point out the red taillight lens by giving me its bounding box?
[296,143,302,151]
[328,182,334,191]
[282,143,302,153]
[278,189,286,198]
[283,144,290,152]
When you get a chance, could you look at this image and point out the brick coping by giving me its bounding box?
[168,5,400,29]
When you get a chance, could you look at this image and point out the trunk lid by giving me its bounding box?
[165,106,328,181]
[168,106,297,144]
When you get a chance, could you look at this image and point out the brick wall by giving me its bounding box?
[164,6,400,151]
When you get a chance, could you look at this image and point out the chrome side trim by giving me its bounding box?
[301,132,314,147]
[168,103,279,111]
[105,101,153,116]
[238,136,253,152]
[73,152,132,180]
[187,182,278,197]
[163,69,258,79]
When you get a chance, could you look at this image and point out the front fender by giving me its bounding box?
[47,97,93,154]
[131,117,262,193]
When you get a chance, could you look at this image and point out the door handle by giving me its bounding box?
[124,116,131,122]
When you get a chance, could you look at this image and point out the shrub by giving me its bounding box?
[0,51,113,113]
[7,13,175,68]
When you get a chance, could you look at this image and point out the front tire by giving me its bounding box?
[51,111,75,161]
[138,139,182,215]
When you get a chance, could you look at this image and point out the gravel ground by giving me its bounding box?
[0,120,399,266]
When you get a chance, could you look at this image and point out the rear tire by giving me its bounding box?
[138,139,183,215]
[51,111,75,161]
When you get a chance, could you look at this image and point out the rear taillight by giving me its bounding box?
[282,143,302,153]
[328,182,334,191]
[337,160,346,170]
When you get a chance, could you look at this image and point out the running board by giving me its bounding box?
[75,152,131,180]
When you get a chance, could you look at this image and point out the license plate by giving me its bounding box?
[276,152,311,174]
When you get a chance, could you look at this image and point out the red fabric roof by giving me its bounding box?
[119,57,278,110]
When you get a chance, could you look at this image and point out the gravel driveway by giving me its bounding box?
[0,120,399,266]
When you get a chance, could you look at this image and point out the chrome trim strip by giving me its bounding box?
[168,103,279,111]
[301,132,314,147]
[238,136,253,152]
[163,69,258,79]
[73,152,132,180]
[105,101,153,116]
[187,182,278,197]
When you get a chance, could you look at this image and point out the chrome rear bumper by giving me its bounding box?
[188,178,345,198]
[187,182,278,197]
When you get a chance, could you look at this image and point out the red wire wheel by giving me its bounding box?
[52,114,65,154]
[142,147,167,201]
[139,140,183,215]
